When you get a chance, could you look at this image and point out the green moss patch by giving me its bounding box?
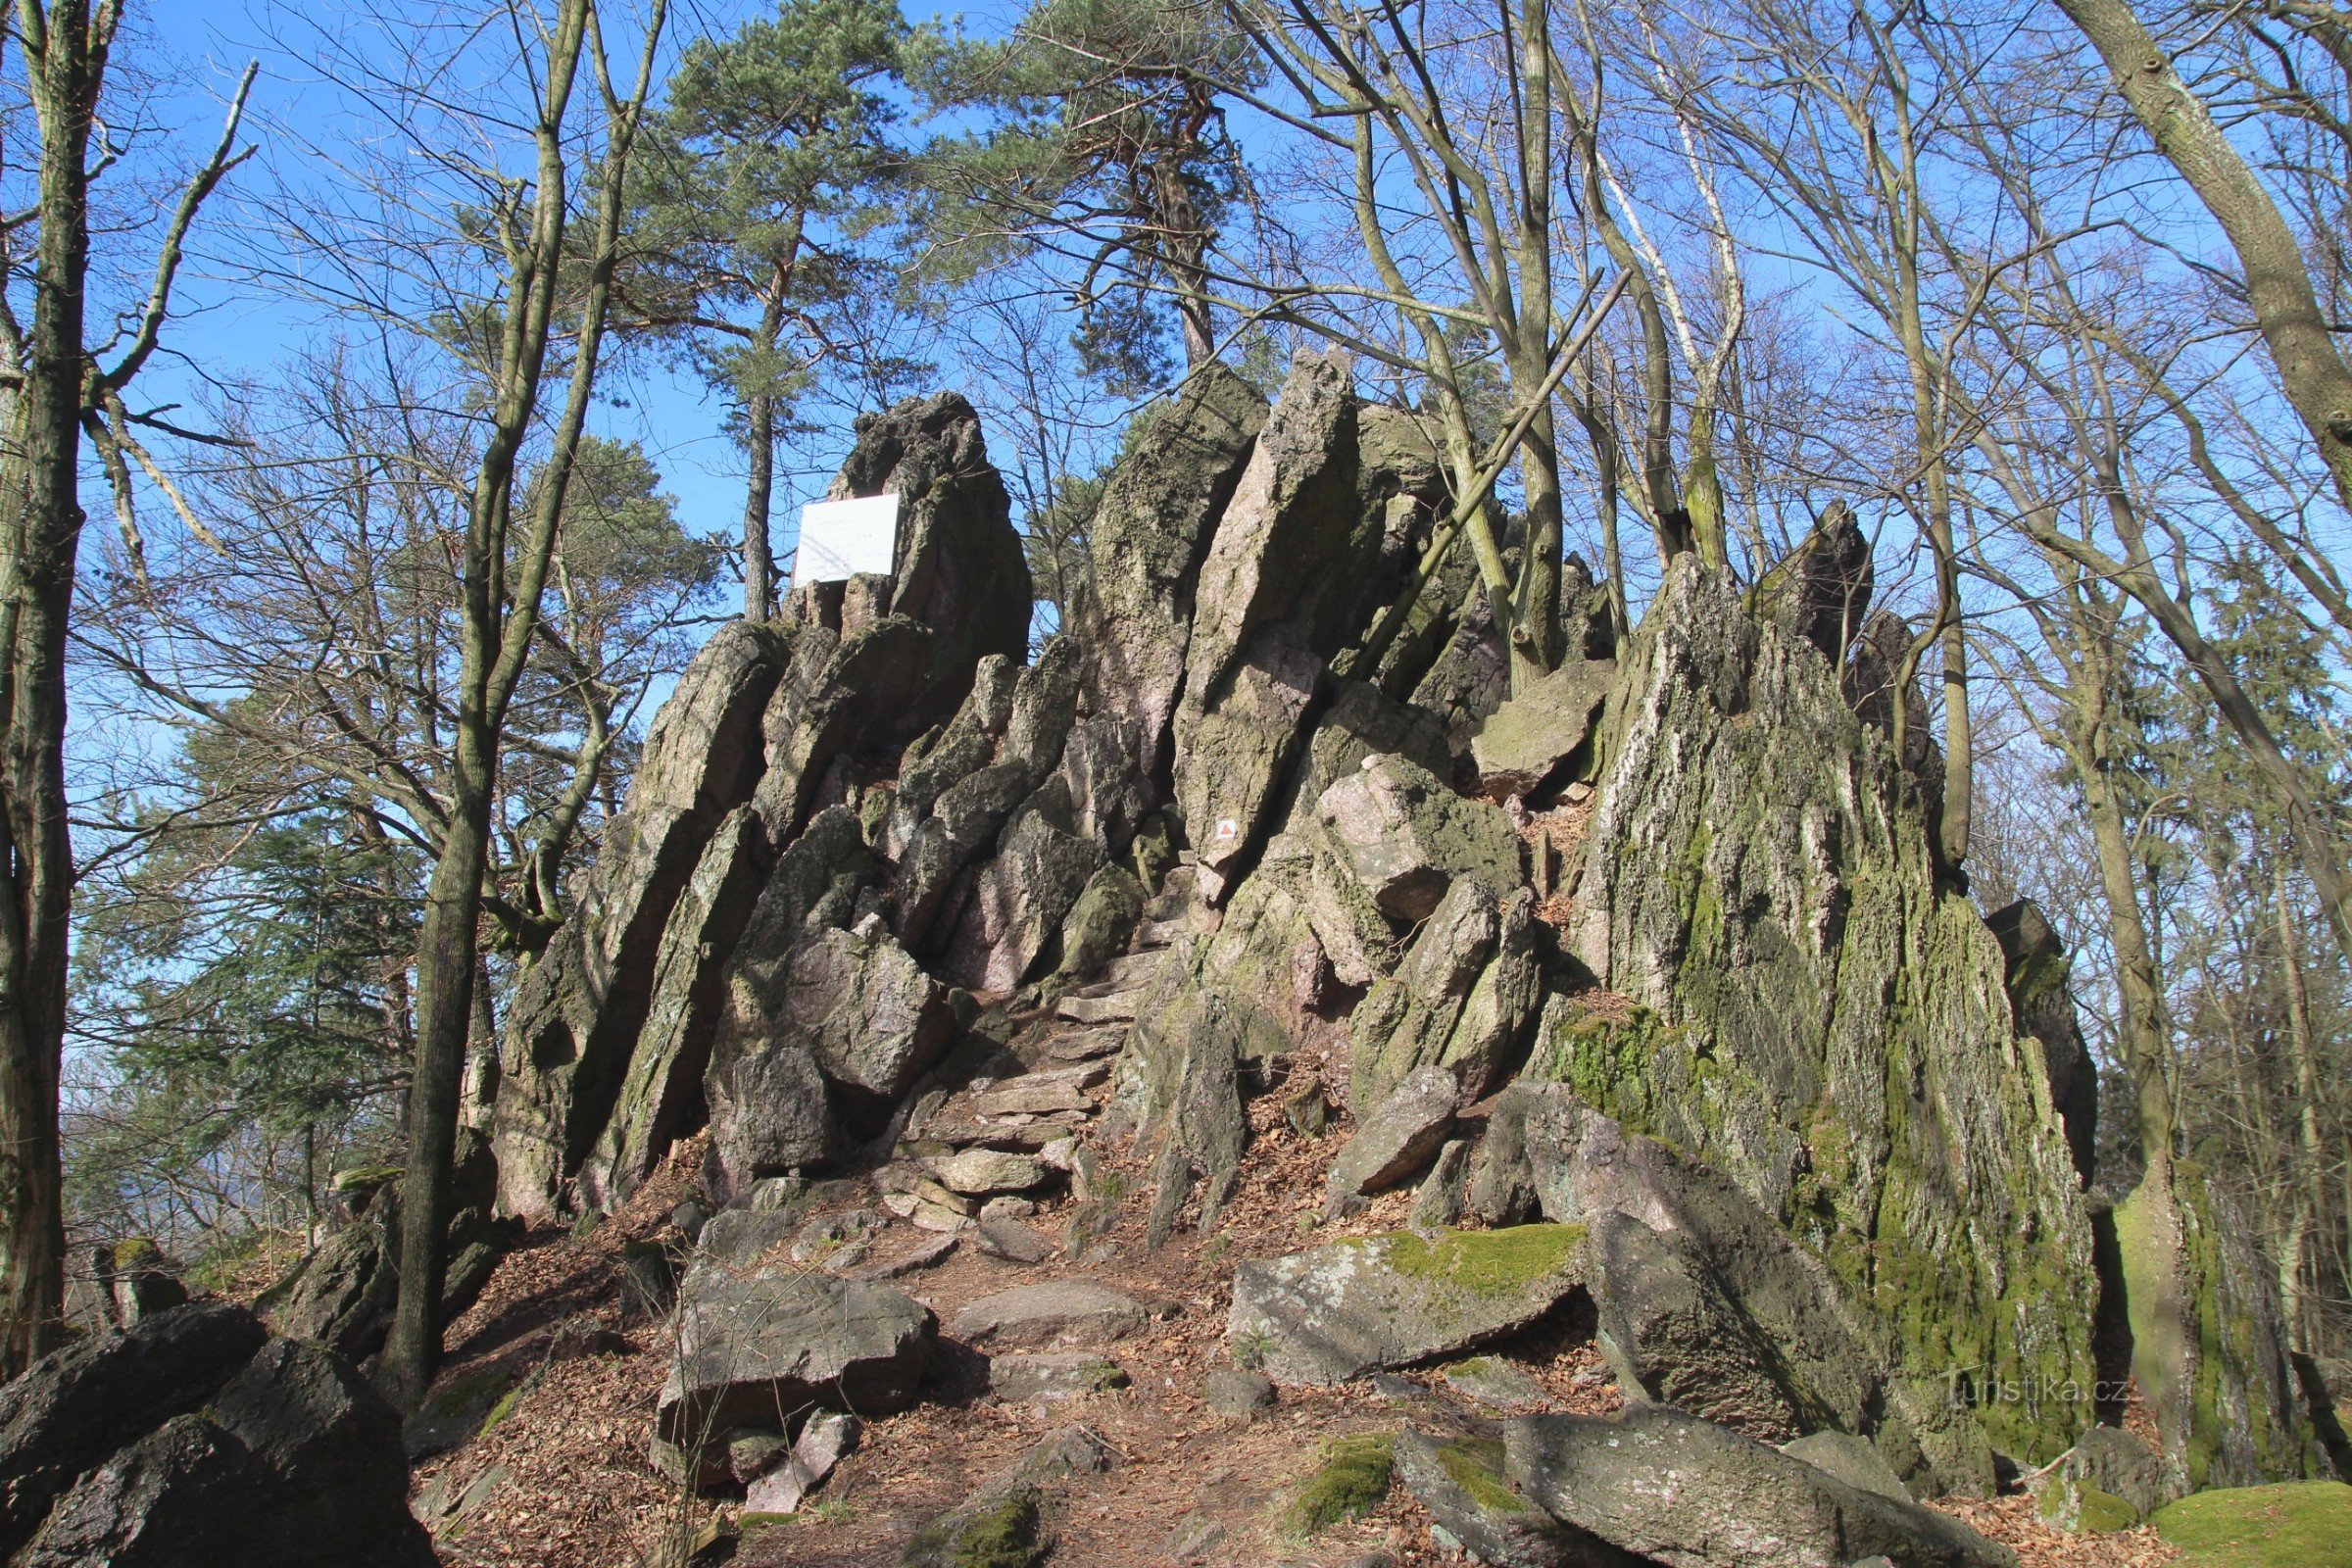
[2154,1481,2352,1566]
[1378,1225,1584,1297]
[2079,1487,2139,1534]
[1436,1437,1533,1516]
[1279,1433,1396,1538]
[901,1489,1042,1568]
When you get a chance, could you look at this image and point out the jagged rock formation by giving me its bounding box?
[474,357,2325,1539]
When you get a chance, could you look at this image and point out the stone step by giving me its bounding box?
[1057,991,1141,1025]
[1130,919,1181,952]
[968,1062,1109,1116]
[1076,950,1162,993]
[1045,1027,1126,1062]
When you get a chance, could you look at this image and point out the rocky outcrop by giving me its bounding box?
[0,1304,429,1568]
[494,620,788,1217]
[824,391,1033,721]
[1075,365,1269,789]
[1175,350,1362,903]
[463,358,2300,1538]
[1558,556,2098,1483]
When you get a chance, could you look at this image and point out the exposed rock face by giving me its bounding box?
[826,391,1033,723]
[1985,898,2098,1185]
[1076,365,1269,789]
[1227,1225,1587,1384]
[1350,878,1541,1108]
[0,1305,429,1568]
[1506,1408,2015,1568]
[1175,350,1362,902]
[494,620,788,1217]
[1558,556,2098,1481]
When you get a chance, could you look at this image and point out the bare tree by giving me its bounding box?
[0,1,252,1376]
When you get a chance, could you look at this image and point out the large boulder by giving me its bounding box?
[1317,752,1521,923]
[2,1308,429,1568]
[1227,1225,1586,1385]
[1470,656,1617,802]
[657,1261,937,1463]
[1075,365,1269,790]
[493,619,788,1218]
[0,1301,267,1557]
[1559,556,2098,1481]
[1504,1407,2016,1568]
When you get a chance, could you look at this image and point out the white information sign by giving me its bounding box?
[791,491,902,589]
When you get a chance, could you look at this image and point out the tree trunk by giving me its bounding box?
[2077,737,2174,1164]
[2276,857,2328,1353]
[2057,0,2352,516]
[0,0,106,1380]
[743,389,775,620]
[379,750,493,1406]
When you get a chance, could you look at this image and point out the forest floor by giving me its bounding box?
[393,1089,2184,1568]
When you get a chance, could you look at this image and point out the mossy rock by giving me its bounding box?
[1276,1433,1395,1538]
[901,1486,1044,1568]
[1435,1437,1536,1516]
[2154,1481,2352,1566]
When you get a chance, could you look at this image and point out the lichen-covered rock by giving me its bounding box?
[1470,657,1616,802]
[1558,556,2097,1481]
[1075,365,1268,789]
[1392,1429,1571,1568]
[750,615,940,844]
[1505,1409,2016,1568]
[1464,1085,1939,1486]
[783,925,955,1100]
[1752,499,1873,664]
[1349,879,1540,1109]
[493,618,788,1218]
[1317,753,1520,924]
[1227,1225,1587,1385]
[1054,863,1146,983]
